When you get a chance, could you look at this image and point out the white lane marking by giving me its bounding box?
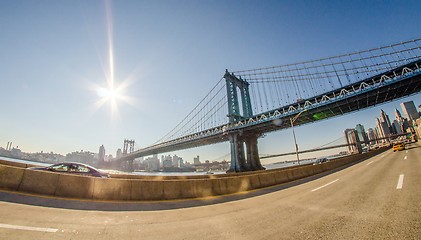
[396,174,404,190]
[406,150,408,153]
[404,156,407,160]
[0,223,58,233]
[366,161,374,166]
[311,179,339,192]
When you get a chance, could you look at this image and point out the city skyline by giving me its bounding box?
[2,98,420,166]
[1,1,420,164]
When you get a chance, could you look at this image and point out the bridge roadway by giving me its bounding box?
[0,143,420,239]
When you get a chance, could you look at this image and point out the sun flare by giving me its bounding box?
[88,0,138,119]
[97,86,118,100]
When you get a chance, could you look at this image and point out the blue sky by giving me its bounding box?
[1,0,420,164]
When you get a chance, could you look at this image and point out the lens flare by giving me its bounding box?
[88,0,138,119]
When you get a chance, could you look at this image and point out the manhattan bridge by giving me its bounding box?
[118,38,421,172]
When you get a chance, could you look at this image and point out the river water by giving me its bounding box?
[1,156,318,176]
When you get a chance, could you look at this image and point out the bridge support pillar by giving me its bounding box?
[245,135,265,171]
[127,159,134,172]
[227,133,248,172]
[227,132,265,173]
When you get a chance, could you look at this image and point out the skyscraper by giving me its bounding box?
[366,128,377,144]
[392,120,403,134]
[376,117,391,140]
[380,109,394,134]
[194,155,201,165]
[380,109,392,128]
[395,109,404,122]
[355,124,369,144]
[98,145,106,162]
[401,101,419,123]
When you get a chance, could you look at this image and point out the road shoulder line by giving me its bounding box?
[311,179,339,192]
[0,223,58,233]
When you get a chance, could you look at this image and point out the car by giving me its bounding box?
[28,162,110,178]
[313,157,329,165]
[392,143,405,152]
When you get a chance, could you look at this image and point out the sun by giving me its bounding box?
[91,80,135,119]
[97,86,118,100]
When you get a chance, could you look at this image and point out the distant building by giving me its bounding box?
[416,119,421,139]
[376,117,391,140]
[162,155,172,167]
[395,109,404,122]
[162,158,173,168]
[10,147,23,158]
[172,155,181,168]
[65,150,95,165]
[401,101,419,124]
[392,120,403,134]
[144,154,160,171]
[116,148,122,158]
[380,109,393,133]
[355,124,369,145]
[194,155,201,165]
[98,145,105,162]
[394,109,408,133]
[366,128,377,144]
[382,109,397,134]
[344,129,362,154]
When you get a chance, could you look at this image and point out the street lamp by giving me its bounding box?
[290,109,308,165]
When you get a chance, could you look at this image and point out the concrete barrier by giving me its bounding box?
[0,158,45,168]
[0,159,28,168]
[55,174,94,199]
[0,165,25,191]
[163,180,183,200]
[177,180,196,199]
[133,180,164,201]
[18,169,59,196]
[193,179,213,198]
[258,172,277,188]
[274,170,290,184]
[287,167,307,181]
[212,177,229,196]
[223,176,242,194]
[93,178,131,201]
[0,147,388,201]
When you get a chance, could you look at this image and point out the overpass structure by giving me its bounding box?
[117,38,421,172]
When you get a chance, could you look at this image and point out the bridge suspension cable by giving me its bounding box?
[154,77,228,144]
[146,38,420,152]
[232,38,421,115]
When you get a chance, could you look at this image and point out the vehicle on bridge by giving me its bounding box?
[392,143,405,152]
[313,157,329,165]
[28,162,110,178]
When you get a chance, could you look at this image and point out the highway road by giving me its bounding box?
[0,142,420,239]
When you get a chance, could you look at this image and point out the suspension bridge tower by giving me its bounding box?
[123,139,136,172]
[224,70,265,172]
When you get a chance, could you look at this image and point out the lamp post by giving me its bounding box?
[290,109,308,165]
